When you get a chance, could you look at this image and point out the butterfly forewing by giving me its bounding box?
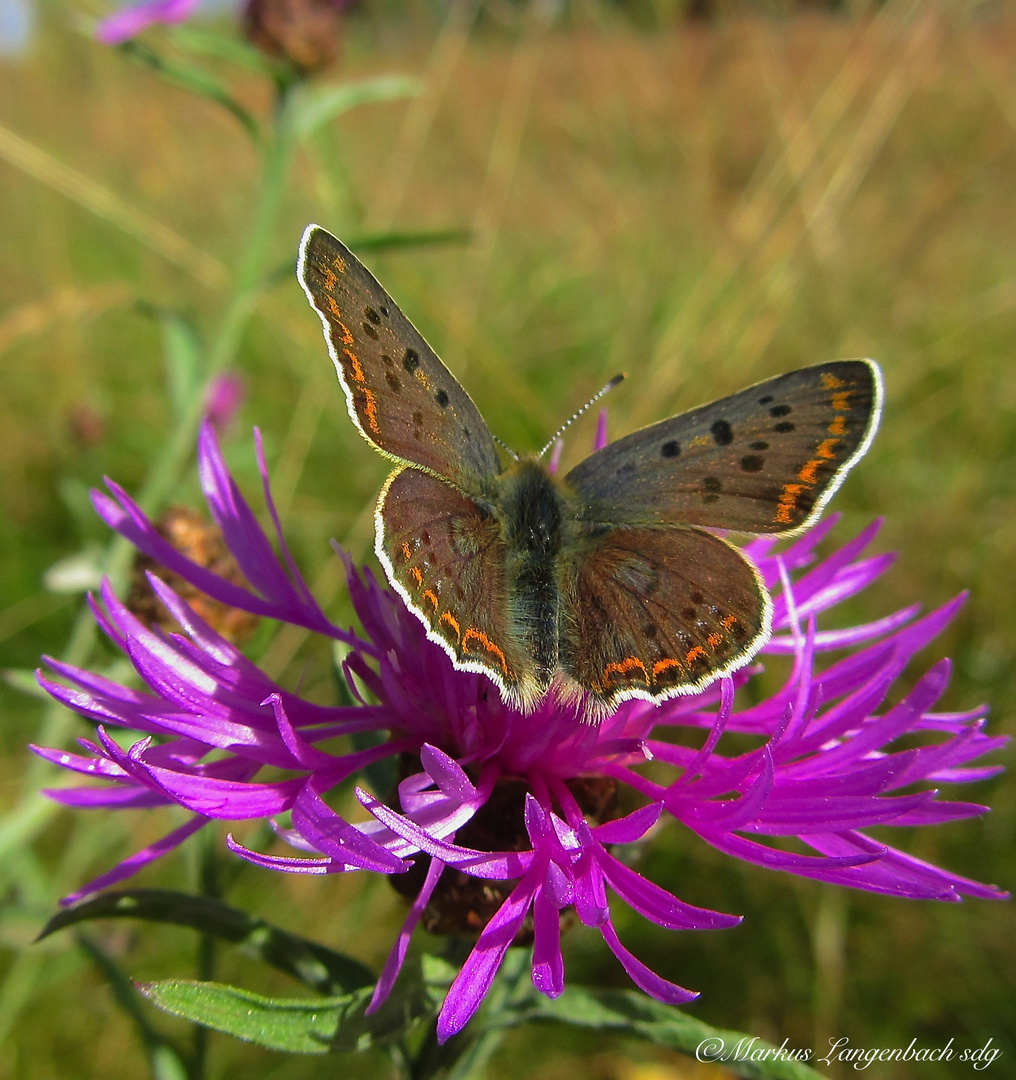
[563,360,881,536]
[558,526,770,711]
[299,226,501,492]
[376,466,541,707]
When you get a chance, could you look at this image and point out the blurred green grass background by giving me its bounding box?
[1,0,1014,1076]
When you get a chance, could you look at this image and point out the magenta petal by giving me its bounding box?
[598,919,698,1005]
[591,802,662,844]
[226,835,336,875]
[143,767,303,818]
[62,817,207,905]
[369,857,445,1014]
[595,848,740,930]
[531,878,565,998]
[419,743,477,802]
[437,873,539,1042]
[96,0,198,44]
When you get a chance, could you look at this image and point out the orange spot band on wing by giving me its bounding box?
[706,632,723,648]
[821,373,846,390]
[322,268,337,292]
[831,391,852,411]
[401,542,412,561]
[816,438,840,460]
[331,254,347,273]
[410,566,424,586]
[775,483,808,524]
[361,386,381,434]
[685,646,707,665]
[603,657,649,686]
[798,459,822,484]
[423,590,439,610]
[828,414,847,436]
[326,295,342,319]
[721,614,739,630]
[440,611,461,639]
[652,658,684,678]
[344,348,365,383]
[462,628,510,677]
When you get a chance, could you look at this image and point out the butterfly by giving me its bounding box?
[298,225,882,718]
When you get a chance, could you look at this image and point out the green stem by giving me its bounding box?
[192,828,223,1080]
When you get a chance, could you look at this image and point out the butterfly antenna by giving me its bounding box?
[494,433,519,461]
[538,374,626,459]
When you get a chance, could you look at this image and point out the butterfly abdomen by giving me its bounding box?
[497,459,565,689]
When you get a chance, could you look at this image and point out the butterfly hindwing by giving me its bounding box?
[376,466,541,707]
[558,525,770,711]
[563,359,881,535]
[299,226,501,491]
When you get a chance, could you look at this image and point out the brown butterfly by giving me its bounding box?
[299,225,882,718]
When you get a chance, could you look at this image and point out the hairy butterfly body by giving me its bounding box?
[299,225,882,718]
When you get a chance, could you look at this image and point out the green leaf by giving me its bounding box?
[496,988,826,1080]
[39,889,375,995]
[291,75,420,140]
[119,39,260,142]
[139,980,345,1054]
[139,959,444,1055]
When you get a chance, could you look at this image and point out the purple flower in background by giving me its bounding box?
[204,372,245,436]
[97,0,199,45]
[36,422,1007,1042]
[97,0,355,73]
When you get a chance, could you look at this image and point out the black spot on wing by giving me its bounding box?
[774,420,795,433]
[403,349,420,373]
[435,389,449,408]
[740,455,764,472]
[769,404,792,417]
[661,439,680,458]
[710,419,733,446]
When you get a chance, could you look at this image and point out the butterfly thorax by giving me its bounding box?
[493,458,566,687]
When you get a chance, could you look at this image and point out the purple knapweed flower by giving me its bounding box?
[96,0,357,59]
[97,0,199,45]
[36,421,1007,1042]
[204,372,245,436]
